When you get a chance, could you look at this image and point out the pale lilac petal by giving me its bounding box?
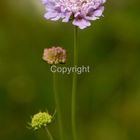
[62,12,72,22]
[44,12,58,19]
[86,16,97,20]
[102,0,106,3]
[94,7,104,17]
[42,0,106,29]
[51,15,61,21]
[73,19,91,29]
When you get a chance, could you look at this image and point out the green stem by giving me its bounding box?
[53,72,64,140]
[72,26,78,140]
[45,127,54,140]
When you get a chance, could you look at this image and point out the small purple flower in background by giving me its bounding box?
[43,47,66,64]
[42,0,106,29]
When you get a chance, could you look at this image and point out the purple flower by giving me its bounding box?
[42,0,106,29]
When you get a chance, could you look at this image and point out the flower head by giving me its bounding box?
[42,0,106,29]
[43,46,66,64]
[31,112,52,130]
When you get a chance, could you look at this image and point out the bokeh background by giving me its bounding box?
[0,0,140,140]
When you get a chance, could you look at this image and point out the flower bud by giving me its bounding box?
[43,47,66,64]
[31,112,52,130]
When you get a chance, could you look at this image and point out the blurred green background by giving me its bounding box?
[0,0,140,140]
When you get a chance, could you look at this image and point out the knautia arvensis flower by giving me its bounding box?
[42,0,106,29]
[43,47,66,64]
[31,112,52,130]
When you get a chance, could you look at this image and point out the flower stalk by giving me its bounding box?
[45,127,54,140]
[72,26,78,140]
[53,72,64,140]
[43,46,66,140]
